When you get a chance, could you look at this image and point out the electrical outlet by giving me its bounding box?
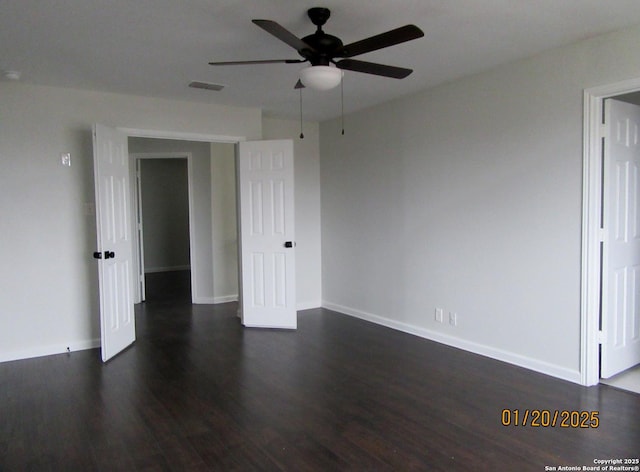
[449,312,457,326]
[435,308,444,323]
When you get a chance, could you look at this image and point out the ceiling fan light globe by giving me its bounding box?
[299,65,342,91]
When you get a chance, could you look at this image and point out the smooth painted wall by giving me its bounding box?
[139,158,190,272]
[0,83,261,361]
[210,143,239,303]
[320,25,640,383]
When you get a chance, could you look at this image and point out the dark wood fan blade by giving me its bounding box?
[252,19,316,52]
[337,59,413,79]
[337,25,424,58]
[209,59,305,66]
[294,79,305,89]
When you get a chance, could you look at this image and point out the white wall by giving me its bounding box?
[210,143,239,303]
[263,117,322,310]
[320,25,640,383]
[138,158,190,272]
[0,83,261,362]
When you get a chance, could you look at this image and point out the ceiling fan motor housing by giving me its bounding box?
[300,33,343,65]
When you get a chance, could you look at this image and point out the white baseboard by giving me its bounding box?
[297,300,322,311]
[145,265,191,274]
[214,295,238,304]
[196,299,319,310]
[0,338,101,364]
[322,301,582,385]
[192,294,238,305]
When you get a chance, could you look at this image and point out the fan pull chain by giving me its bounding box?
[299,88,304,139]
[341,75,345,135]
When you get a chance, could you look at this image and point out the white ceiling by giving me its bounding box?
[3,0,640,122]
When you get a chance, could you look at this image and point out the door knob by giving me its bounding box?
[94,251,115,259]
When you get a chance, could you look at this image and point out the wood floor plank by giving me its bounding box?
[1,275,638,470]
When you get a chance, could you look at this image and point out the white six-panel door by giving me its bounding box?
[238,140,296,329]
[601,100,640,378]
[93,124,136,361]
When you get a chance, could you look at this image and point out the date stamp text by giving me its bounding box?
[501,409,600,428]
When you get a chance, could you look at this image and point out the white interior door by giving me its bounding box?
[601,99,640,378]
[93,124,136,361]
[238,140,296,329]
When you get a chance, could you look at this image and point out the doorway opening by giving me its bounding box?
[135,156,191,302]
[128,137,239,307]
[582,79,640,391]
[93,126,298,361]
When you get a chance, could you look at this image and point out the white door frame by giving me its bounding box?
[581,77,640,386]
[130,152,194,303]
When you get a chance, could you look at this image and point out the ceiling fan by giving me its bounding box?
[209,7,424,91]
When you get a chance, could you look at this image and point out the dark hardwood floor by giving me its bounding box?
[1,277,638,471]
[144,270,192,302]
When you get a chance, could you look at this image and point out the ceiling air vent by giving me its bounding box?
[188,81,225,91]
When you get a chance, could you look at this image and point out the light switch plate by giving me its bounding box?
[61,153,71,167]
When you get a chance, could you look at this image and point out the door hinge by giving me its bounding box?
[597,330,605,344]
[599,123,608,139]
